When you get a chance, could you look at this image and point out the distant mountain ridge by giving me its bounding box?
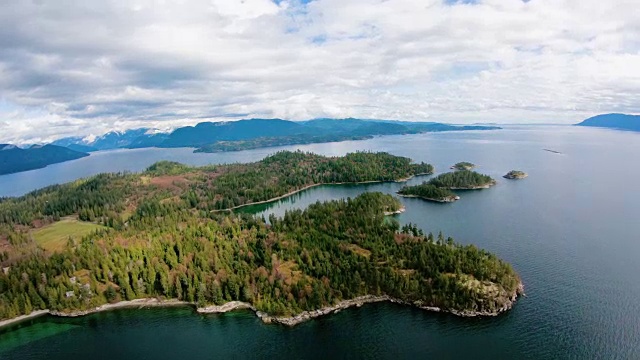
[576,113,640,131]
[51,118,501,151]
[0,144,89,175]
[51,128,162,151]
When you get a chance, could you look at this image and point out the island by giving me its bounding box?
[575,113,640,132]
[0,144,89,175]
[503,170,528,179]
[450,162,476,171]
[427,170,496,190]
[397,182,460,203]
[0,151,521,328]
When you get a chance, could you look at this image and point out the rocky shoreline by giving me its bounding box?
[397,193,460,203]
[197,301,256,314]
[384,206,406,215]
[0,299,190,329]
[1,282,524,329]
[448,180,497,190]
[50,298,190,318]
[0,310,50,329]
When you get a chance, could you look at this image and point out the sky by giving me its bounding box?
[0,0,639,144]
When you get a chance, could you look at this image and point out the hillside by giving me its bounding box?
[0,144,89,175]
[0,151,521,322]
[576,113,640,132]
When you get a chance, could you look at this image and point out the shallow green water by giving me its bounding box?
[1,126,639,359]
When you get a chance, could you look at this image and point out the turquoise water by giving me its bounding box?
[1,126,640,359]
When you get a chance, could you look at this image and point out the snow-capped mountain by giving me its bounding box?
[51,128,169,151]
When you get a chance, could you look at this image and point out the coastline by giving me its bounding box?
[397,193,460,203]
[447,180,497,190]
[212,172,433,213]
[384,206,406,215]
[1,282,524,330]
[50,298,190,318]
[0,310,50,329]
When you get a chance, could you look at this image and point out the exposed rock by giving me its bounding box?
[384,206,406,215]
[503,171,528,179]
[398,194,460,203]
[197,301,255,314]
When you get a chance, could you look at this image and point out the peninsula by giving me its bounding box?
[0,144,89,175]
[0,151,521,327]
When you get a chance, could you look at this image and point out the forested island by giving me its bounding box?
[397,168,496,203]
[451,162,476,171]
[428,170,496,189]
[503,171,528,180]
[0,151,521,327]
[397,183,460,203]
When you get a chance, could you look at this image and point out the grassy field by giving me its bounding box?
[31,219,105,253]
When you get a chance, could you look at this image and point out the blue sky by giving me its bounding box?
[0,0,638,143]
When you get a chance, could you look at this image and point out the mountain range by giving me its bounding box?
[4,114,639,177]
[51,128,157,151]
[51,118,501,151]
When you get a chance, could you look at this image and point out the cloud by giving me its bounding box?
[0,0,639,143]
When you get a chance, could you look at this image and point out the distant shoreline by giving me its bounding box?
[0,282,524,330]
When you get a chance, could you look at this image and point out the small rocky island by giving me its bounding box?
[398,182,460,203]
[503,170,528,179]
[451,162,477,171]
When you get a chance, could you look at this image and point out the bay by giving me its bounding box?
[1,125,639,359]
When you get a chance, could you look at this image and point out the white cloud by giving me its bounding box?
[0,0,638,143]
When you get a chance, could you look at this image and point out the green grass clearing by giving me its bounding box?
[31,219,105,253]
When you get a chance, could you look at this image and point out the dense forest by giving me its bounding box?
[428,170,496,189]
[0,151,432,226]
[398,183,459,202]
[179,151,434,210]
[0,151,520,321]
